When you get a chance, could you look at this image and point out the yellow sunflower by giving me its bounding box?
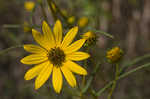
[21,20,90,93]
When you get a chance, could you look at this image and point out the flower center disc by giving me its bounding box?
[48,47,66,67]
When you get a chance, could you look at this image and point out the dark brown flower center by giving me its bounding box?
[48,47,66,67]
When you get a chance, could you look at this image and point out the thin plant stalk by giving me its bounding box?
[47,0,57,21]
[107,63,119,99]
[95,62,150,96]
[39,1,48,22]
[0,45,23,56]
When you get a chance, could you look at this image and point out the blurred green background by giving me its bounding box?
[0,0,150,99]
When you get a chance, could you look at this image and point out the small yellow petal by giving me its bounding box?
[24,44,47,54]
[24,62,46,80]
[42,21,55,48]
[20,54,48,65]
[67,51,90,61]
[53,20,62,46]
[64,39,86,54]
[65,61,87,75]
[32,29,50,50]
[61,26,78,49]
[61,66,76,87]
[32,29,43,44]
[52,67,63,93]
[82,31,95,40]
[35,61,53,89]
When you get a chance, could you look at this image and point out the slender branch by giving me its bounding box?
[29,1,38,24]
[107,64,119,99]
[120,54,150,75]
[47,0,57,21]
[79,47,90,99]
[39,1,48,22]
[87,27,114,39]
[52,1,68,20]
[95,62,150,96]
[3,24,21,28]
[81,62,101,93]
[0,45,23,56]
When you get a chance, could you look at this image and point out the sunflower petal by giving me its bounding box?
[24,62,46,80]
[20,54,48,65]
[52,67,63,93]
[64,39,86,54]
[42,21,55,48]
[24,44,47,54]
[61,66,76,87]
[61,26,78,48]
[67,51,90,61]
[35,61,53,89]
[32,29,46,47]
[65,61,87,75]
[53,20,62,46]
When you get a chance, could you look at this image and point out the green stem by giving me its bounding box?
[81,62,101,93]
[0,45,23,56]
[3,24,21,28]
[29,1,38,24]
[80,75,87,99]
[81,76,86,87]
[87,27,114,39]
[52,1,68,20]
[95,62,150,96]
[80,49,89,99]
[47,0,57,21]
[107,64,119,99]
[120,54,150,75]
[39,1,48,22]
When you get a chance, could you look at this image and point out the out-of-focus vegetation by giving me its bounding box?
[1,0,150,99]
